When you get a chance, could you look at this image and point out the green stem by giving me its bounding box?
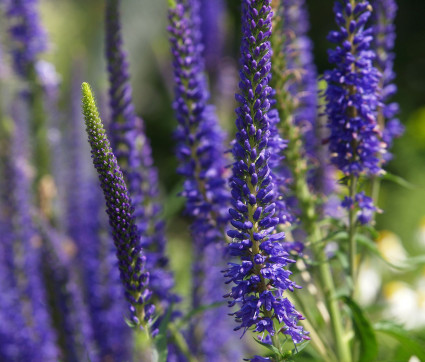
[28,66,51,186]
[348,175,358,296]
[168,323,198,362]
[308,214,352,362]
[133,327,154,361]
[288,293,331,361]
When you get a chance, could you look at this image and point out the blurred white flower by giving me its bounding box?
[383,279,425,329]
[357,262,381,306]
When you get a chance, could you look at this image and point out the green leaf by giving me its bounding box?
[124,317,136,328]
[382,172,416,190]
[253,337,281,355]
[342,296,378,362]
[355,233,423,271]
[154,307,172,362]
[177,301,225,328]
[400,254,425,268]
[292,340,310,355]
[355,233,403,270]
[374,321,425,360]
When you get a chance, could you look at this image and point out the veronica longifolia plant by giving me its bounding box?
[225,0,309,352]
[81,82,155,332]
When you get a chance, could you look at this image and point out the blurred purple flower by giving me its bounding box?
[5,0,48,76]
[168,0,244,359]
[105,0,177,311]
[324,0,384,177]
[371,0,404,160]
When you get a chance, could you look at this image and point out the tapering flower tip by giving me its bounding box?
[81,82,154,329]
[324,0,384,176]
[225,0,308,344]
[371,0,404,157]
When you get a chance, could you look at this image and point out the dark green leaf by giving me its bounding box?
[292,340,310,355]
[374,321,425,360]
[342,296,378,362]
[154,307,172,362]
[382,172,416,190]
[124,317,136,328]
[253,338,281,355]
[355,233,408,271]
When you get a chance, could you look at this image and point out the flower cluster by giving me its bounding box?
[342,191,377,225]
[0,107,58,361]
[324,0,384,176]
[81,82,154,329]
[169,0,230,240]
[5,0,47,77]
[105,0,177,311]
[168,1,242,359]
[66,71,131,359]
[225,0,308,344]
[371,0,404,157]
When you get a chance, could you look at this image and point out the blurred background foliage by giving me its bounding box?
[33,0,425,339]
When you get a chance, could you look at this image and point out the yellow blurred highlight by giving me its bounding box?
[376,230,407,264]
[383,281,405,300]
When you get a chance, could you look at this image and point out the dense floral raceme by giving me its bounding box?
[371,0,404,158]
[199,0,226,74]
[66,72,131,360]
[0,108,58,361]
[81,82,154,330]
[282,0,318,143]
[105,0,177,310]
[168,0,243,359]
[225,0,308,345]
[5,0,47,77]
[324,0,385,177]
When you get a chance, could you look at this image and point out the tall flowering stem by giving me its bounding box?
[105,0,176,312]
[225,0,308,354]
[81,82,154,334]
[370,0,404,203]
[67,70,132,359]
[168,1,240,359]
[270,3,350,361]
[6,0,51,185]
[324,0,384,287]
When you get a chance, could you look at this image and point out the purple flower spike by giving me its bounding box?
[5,0,48,77]
[66,69,132,360]
[371,0,404,160]
[225,0,308,345]
[0,108,57,361]
[283,0,318,140]
[105,0,177,310]
[168,1,243,359]
[81,82,154,330]
[324,0,385,177]
[199,0,226,74]
[168,0,230,254]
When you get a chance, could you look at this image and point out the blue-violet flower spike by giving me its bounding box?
[324,0,385,176]
[105,0,177,310]
[81,82,154,329]
[225,0,309,345]
[371,0,404,159]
